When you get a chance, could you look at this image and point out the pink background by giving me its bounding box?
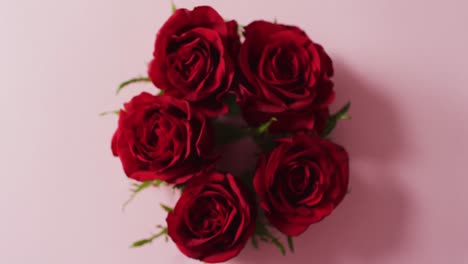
[1,0,468,263]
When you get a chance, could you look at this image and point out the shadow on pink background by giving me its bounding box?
[234,61,410,263]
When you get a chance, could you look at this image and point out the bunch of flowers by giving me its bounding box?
[108,5,350,263]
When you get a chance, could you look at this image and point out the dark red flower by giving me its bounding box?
[148,6,240,117]
[167,171,256,263]
[111,92,215,184]
[237,20,335,133]
[254,133,349,236]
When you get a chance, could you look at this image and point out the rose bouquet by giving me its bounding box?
[107,4,350,263]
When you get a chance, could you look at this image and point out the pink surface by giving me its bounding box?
[1,0,468,263]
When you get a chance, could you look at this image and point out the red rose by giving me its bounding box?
[111,92,215,184]
[254,133,349,236]
[167,171,256,263]
[148,6,240,117]
[237,20,335,133]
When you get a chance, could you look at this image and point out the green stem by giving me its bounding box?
[130,228,168,248]
[116,77,151,95]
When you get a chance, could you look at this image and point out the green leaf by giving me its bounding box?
[133,180,157,192]
[254,218,270,236]
[116,77,151,95]
[321,101,351,138]
[256,117,278,134]
[287,236,294,252]
[339,113,351,120]
[251,236,259,249]
[255,137,278,153]
[253,218,287,255]
[122,179,163,210]
[130,228,168,248]
[213,121,247,146]
[321,118,337,138]
[224,93,241,116]
[99,110,120,116]
[160,203,174,212]
[238,171,254,191]
[271,237,286,256]
[171,0,177,13]
[333,101,351,119]
[131,238,153,248]
[172,184,186,192]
